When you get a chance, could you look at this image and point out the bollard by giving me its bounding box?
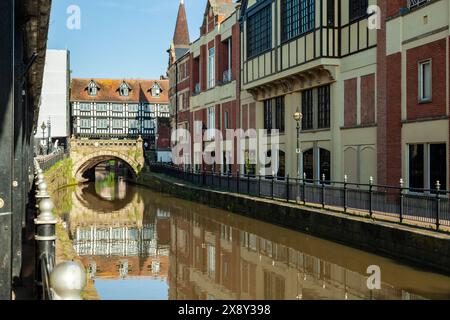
[369,176,374,217]
[50,261,86,300]
[343,175,348,213]
[35,198,57,275]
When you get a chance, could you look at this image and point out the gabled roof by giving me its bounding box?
[71,79,169,103]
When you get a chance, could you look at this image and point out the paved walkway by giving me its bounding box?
[143,172,450,235]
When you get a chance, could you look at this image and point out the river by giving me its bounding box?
[52,169,450,300]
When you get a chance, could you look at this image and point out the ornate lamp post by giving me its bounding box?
[47,117,52,154]
[40,121,47,155]
[293,108,303,178]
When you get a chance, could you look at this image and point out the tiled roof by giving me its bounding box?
[70,78,169,103]
[173,1,190,48]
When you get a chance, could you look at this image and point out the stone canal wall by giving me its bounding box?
[137,172,450,275]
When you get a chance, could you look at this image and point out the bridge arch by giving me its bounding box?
[72,151,142,182]
[70,137,145,182]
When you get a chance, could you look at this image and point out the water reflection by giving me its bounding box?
[55,173,450,300]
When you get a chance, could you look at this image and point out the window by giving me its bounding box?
[80,118,91,128]
[409,143,447,191]
[151,83,161,97]
[302,89,313,130]
[302,85,331,130]
[119,83,130,96]
[112,104,123,112]
[318,85,330,129]
[79,103,91,112]
[320,148,331,181]
[87,81,98,96]
[112,119,123,129]
[224,111,229,129]
[264,96,285,133]
[327,0,335,26]
[281,0,315,42]
[96,118,108,129]
[208,47,215,89]
[178,95,183,111]
[349,0,368,22]
[303,149,314,181]
[409,144,425,190]
[207,106,216,140]
[247,5,272,58]
[430,144,447,191]
[96,103,107,112]
[128,104,139,112]
[419,60,432,102]
[303,147,332,182]
[129,119,139,129]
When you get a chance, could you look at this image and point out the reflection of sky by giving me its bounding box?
[95,278,168,300]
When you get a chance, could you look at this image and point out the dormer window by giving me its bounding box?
[87,80,99,96]
[119,81,131,97]
[151,83,162,97]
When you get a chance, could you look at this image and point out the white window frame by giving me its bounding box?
[418,59,432,103]
[207,106,215,140]
[208,47,215,89]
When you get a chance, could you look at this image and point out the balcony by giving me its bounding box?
[407,0,430,9]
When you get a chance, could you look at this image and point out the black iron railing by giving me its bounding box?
[36,152,67,172]
[150,164,450,230]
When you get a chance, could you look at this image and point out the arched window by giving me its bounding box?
[303,149,314,182]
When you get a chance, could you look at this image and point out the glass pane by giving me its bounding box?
[409,144,424,190]
[430,144,446,191]
[320,148,331,182]
[303,148,314,182]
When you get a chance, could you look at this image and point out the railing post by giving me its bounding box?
[369,176,374,218]
[321,174,325,209]
[228,171,230,191]
[35,197,57,294]
[237,170,240,194]
[271,172,275,200]
[343,175,348,213]
[286,174,290,202]
[247,173,250,195]
[303,172,306,205]
[399,178,404,223]
[436,180,441,230]
[258,174,261,197]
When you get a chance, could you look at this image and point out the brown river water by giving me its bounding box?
[52,170,450,300]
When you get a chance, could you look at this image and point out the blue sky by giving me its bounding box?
[48,0,205,79]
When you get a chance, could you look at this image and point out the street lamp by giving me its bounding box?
[47,117,52,154]
[40,121,47,155]
[293,108,303,178]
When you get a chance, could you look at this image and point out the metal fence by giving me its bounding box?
[150,164,450,230]
[36,152,67,172]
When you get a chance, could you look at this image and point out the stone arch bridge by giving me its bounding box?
[70,137,145,182]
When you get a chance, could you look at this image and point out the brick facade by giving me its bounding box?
[361,74,375,125]
[344,78,357,127]
[406,38,447,120]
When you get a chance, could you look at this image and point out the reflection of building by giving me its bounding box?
[69,183,171,281]
[70,78,171,162]
[34,49,71,154]
[168,211,428,300]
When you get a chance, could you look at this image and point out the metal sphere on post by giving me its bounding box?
[36,181,49,198]
[50,261,87,300]
[35,198,57,275]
